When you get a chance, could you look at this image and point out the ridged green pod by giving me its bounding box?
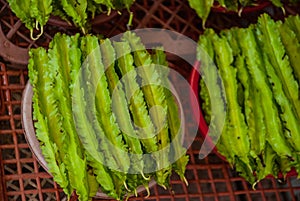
[237,28,292,158]
[257,14,300,122]
[123,31,172,188]
[48,33,91,201]
[28,48,71,197]
[152,47,189,186]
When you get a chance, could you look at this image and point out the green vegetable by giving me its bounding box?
[29,32,188,200]
[7,0,33,29]
[198,30,228,161]
[279,22,300,85]
[114,40,161,194]
[73,35,119,199]
[277,156,292,179]
[210,31,254,182]
[72,77,118,200]
[102,39,147,180]
[285,15,300,42]
[80,37,130,198]
[238,28,292,158]
[87,0,98,18]
[8,0,134,37]
[61,0,88,33]
[32,0,53,27]
[256,143,279,182]
[257,14,300,123]
[197,34,213,124]
[198,30,227,139]
[256,27,300,152]
[123,31,172,188]
[223,28,265,158]
[97,39,130,173]
[199,79,211,123]
[52,0,71,23]
[87,170,100,198]
[152,47,189,186]
[101,38,148,197]
[197,13,300,186]
[28,48,71,197]
[48,33,91,201]
[113,40,158,175]
[7,0,52,40]
[188,0,214,27]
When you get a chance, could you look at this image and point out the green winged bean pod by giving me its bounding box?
[31,0,53,36]
[210,31,254,183]
[96,39,130,172]
[187,0,214,28]
[270,0,283,7]
[237,28,292,158]
[90,40,130,173]
[114,40,157,196]
[102,39,146,176]
[7,0,52,40]
[198,30,227,138]
[101,39,151,195]
[113,40,158,160]
[256,28,300,152]
[61,0,88,33]
[279,22,300,85]
[48,33,92,201]
[197,14,300,185]
[197,30,229,162]
[257,14,300,122]
[51,0,71,22]
[80,36,130,197]
[28,48,71,197]
[223,29,265,158]
[123,31,172,188]
[152,47,189,186]
[72,74,118,200]
[277,156,293,178]
[79,36,120,174]
[285,15,300,42]
[74,35,120,199]
[256,143,279,183]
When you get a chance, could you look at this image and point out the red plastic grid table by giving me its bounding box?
[1,0,300,201]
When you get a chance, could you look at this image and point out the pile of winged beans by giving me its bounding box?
[199,14,300,186]
[28,32,189,200]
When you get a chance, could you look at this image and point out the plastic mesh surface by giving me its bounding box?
[1,0,300,201]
